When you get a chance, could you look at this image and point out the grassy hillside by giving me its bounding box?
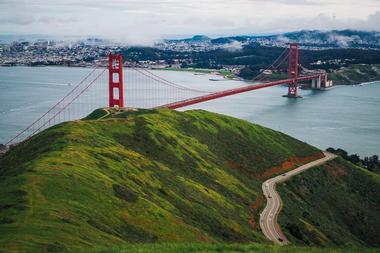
[0,108,322,253]
[278,157,380,247]
[329,64,380,85]
[73,243,380,253]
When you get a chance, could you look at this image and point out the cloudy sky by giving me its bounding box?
[1,0,380,45]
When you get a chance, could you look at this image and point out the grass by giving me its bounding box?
[260,72,289,82]
[278,157,380,247]
[152,67,237,79]
[329,64,380,85]
[73,243,380,253]
[0,108,322,253]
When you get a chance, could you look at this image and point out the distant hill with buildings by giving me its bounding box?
[2,30,380,85]
[163,30,380,50]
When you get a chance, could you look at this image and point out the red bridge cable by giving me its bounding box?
[27,69,107,141]
[134,67,212,93]
[133,47,289,94]
[6,63,103,145]
[140,68,213,93]
[132,67,212,93]
[256,51,291,82]
[250,47,289,82]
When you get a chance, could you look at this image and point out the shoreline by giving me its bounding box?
[356,80,380,85]
[150,67,239,80]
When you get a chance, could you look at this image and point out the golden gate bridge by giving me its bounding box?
[6,43,330,146]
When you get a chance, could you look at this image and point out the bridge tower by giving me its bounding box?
[108,53,124,108]
[287,43,300,98]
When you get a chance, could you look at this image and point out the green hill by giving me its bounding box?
[329,64,380,85]
[74,242,379,253]
[0,108,323,253]
[278,157,380,247]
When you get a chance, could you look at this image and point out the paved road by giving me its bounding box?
[259,151,337,245]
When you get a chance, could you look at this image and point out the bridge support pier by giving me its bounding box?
[283,43,302,98]
[320,75,327,88]
[311,77,321,89]
[108,53,124,108]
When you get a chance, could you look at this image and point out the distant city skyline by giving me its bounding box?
[1,0,380,45]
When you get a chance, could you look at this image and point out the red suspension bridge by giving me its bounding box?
[6,43,331,146]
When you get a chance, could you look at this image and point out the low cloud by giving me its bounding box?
[277,35,291,43]
[0,16,35,25]
[327,34,357,47]
[0,15,78,26]
[38,16,55,24]
[0,0,379,45]
[253,0,318,5]
[39,16,78,24]
[221,41,243,52]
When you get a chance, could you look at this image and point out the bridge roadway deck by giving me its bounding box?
[161,74,324,110]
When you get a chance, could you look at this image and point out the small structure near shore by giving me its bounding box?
[0,144,8,156]
[311,75,333,89]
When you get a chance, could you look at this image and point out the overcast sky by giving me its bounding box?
[1,0,380,45]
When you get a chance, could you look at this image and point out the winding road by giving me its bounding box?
[259,151,337,245]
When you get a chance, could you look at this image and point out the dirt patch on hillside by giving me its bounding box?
[227,152,325,181]
[255,152,325,180]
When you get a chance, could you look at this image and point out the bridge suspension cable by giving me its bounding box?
[28,69,106,139]
[5,64,103,146]
[255,51,291,82]
[6,44,328,147]
[132,67,212,94]
[6,64,107,146]
[249,47,289,82]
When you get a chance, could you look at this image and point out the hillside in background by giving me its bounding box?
[167,30,380,49]
[122,44,380,81]
[70,242,379,253]
[0,108,322,253]
[3,29,380,84]
[329,64,380,85]
[257,30,380,49]
[278,158,380,247]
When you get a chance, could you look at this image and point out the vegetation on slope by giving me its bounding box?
[278,157,380,247]
[329,64,380,85]
[326,147,380,174]
[123,45,380,72]
[73,243,380,253]
[0,108,322,253]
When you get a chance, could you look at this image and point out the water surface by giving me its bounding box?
[0,66,379,156]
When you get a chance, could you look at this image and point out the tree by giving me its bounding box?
[326,148,379,174]
[349,154,361,165]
